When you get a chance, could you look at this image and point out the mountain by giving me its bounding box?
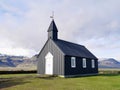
[1,53,120,70]
[98,58,120,68]
[0,54,38,70]
[17,55,38,68]
[0,55,25,67]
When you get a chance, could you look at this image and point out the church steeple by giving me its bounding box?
[47,19,58,40]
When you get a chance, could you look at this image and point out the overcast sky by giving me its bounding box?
[0,0,120,60]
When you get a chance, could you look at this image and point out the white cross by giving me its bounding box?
[50,11,54,20]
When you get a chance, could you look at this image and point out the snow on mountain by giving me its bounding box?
[1,53,120,70]
[98,58,120,68]
[0,54,38,69]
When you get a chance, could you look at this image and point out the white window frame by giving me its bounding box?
[83,58,86,68]
[71,57,76,68]
[92,59,95,68]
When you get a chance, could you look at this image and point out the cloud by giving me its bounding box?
[0,0,120,60]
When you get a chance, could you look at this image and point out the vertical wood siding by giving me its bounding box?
[37,39,65,75]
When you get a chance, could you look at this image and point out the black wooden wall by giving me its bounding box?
[64,55,98,76]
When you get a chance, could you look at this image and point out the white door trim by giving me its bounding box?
[45,52,53,75]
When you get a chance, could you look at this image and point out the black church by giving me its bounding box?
[37,19,98,77]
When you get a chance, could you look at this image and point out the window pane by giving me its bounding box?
[71,57,76,68]
[83,58,86,68]
[92,59,95,68]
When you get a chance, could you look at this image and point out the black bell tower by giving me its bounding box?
[47,19,58,40]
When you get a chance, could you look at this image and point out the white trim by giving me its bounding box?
[83,58,86,68]
[45,52,53,59]
[45,52,53,75]
[59,75,65,78]
[59,73,98,78]
[71,57,76,68]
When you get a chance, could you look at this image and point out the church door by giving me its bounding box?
[45,52,53,75]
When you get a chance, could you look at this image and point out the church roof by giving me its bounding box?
[38,19,97,59]
[47,20,58,32]
[54,39,97,59]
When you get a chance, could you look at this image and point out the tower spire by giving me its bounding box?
[47,13,58,40]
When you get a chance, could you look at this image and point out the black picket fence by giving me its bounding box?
[0,70,37,74]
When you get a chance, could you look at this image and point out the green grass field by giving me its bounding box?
[0,73,120,90]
